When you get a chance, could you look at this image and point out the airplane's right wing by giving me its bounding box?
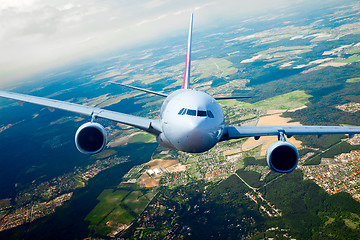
[0,90,162,135]
[221,125,360,141]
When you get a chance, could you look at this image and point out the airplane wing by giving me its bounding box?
[221,125,360,141]
[0,90,161,135]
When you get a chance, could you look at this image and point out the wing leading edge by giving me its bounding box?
[0,90,161,135]
[221,125,360,141]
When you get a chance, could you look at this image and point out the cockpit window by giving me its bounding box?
[178,108,215,118]
[197,110,207,117]
[186,109,196,116]
[178,108,186,115]
[207,110,214,118]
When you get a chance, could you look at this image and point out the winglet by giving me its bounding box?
[182,13,193,89]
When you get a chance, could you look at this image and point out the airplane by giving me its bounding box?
[1,14,360,173]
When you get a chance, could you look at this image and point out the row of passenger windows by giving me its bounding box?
[178,108,214,118]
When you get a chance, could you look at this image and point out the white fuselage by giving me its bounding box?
[157,89,225,153]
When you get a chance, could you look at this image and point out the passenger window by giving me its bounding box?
[178,108,186,115]
[197,110,207,117]
[186,109,196,116]
[207,110,214,118]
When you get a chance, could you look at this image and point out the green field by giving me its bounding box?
[128,132,156,144]
[349,48,360,54]
[85,187,154,235]
[335,54,360,63]
[123,191,151,215]
[93,149,117,159]
[346,77,360,83]
[219,99,253,108]
[193,58,238,79]
[253,90,311,110]
[220,90,311,110]
[85,189,129,225]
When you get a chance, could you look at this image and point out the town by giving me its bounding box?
[301,135,360,200]
[1,96,360,235]
[0,155,128,232]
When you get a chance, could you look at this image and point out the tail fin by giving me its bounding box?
[181,13,193,89]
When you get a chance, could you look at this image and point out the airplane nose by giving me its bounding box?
[188,129,206,145]
[174,120,218,153]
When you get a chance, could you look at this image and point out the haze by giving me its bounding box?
[0,0,334,85]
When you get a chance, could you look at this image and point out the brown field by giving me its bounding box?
[137,159,187,187]
[223,149,242,157]
[137,173,159,188]
[288,106,307,112]
[144,159,179,169]
[320,62,348,67]
[267,109,286,114]
[107,132,138,147]
[242,112,303,156]
[166,163,187,173]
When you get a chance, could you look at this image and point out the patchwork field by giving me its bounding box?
[242,110,304,156]
[220,90,311,110]
[85,187,155,236]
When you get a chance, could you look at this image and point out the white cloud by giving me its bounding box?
[0,0,39,11]
[0,0,330,86]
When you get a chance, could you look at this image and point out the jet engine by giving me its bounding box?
[266,140,299,173]
[75,122,107,154]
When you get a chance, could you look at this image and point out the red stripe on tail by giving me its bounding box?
[181,14,193,89]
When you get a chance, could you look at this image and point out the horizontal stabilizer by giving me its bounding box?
[109,81,168,97]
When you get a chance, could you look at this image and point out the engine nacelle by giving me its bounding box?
[266,141,299,173]
[75,122,107,154]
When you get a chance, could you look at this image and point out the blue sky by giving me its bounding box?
[0,0,329,85]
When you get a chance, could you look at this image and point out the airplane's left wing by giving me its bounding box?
[0,90,161,135]
[221,125,360,141]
